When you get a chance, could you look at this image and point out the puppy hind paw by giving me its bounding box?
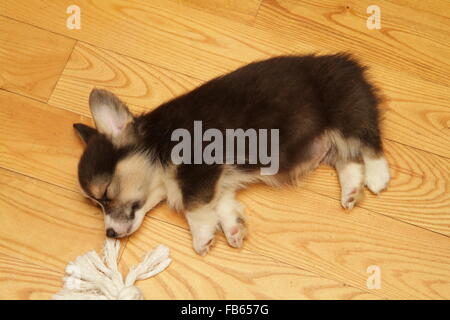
[364,156,390,195]
[365,173,390,194]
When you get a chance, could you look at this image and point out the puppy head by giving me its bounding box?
[74,89,165,238]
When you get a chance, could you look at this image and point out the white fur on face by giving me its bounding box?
[103,153,167,237]
[104,214,130,236]
[126,182,167,235]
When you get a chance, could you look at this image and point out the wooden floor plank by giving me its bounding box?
[367,64,450,158]
[169,0,262,24]
[237,185,450,299]
[254,0,450,87]
[0,253,63,300]
[0,168,105,271]
[1,0,304,82]
[48,42,202,116]
[0,90,91,191]
[385,0,450,20]
[0,16,75,101]
[301,139,450,235]
[121,218,380,299]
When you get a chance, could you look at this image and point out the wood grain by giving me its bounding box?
[0,168,105,271]
[254,0,450,87]
[0,16,75,101]
[1,0,306,82]
[0,253,62,300]
[48,42,202,116]
[0,90,92,191]
[385,0,450,20]
[366,65,450,158]
[301,144,450,235]
[169,0,262,24]
[120,217,381,299]
[239,185,450,299]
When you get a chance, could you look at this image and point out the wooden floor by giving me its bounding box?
[0,0,449,300]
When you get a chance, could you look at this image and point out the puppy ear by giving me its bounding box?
[73,123,98,145]
[88,89,133,139]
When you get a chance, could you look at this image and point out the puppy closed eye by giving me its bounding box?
[93,189,109,209]
[99,188,110,203]
[130,201,142,219]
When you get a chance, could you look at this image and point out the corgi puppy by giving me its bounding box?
[73,53,390,255]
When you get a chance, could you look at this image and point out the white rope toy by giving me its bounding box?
[53,239,171,300]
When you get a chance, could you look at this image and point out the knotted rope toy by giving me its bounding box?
[53,238,171,300]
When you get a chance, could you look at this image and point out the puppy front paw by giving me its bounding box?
[341,187,364,210]
[186,209,219,256]
[192,236,215,256]
[223,217,247,248]
[217,198,247,248]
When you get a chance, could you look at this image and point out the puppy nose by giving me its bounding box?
[106,228,118,238]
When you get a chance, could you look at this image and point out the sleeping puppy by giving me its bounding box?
[73,53,390,255]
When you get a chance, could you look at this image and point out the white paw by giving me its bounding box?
[192,235,215,256]
[341,187,363,210]
[364,156,390,194]
[223,217,247,248]
[337,162,364,210]
[216,197,247,248]
[186,208,219,256]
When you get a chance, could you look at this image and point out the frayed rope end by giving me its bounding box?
[53,239,171,300]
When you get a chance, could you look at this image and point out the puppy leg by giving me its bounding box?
[336,161,365,210]
[216,190,247,248]
[363,152,390,194]
[177,164,223,255]
[185,205,219,256]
